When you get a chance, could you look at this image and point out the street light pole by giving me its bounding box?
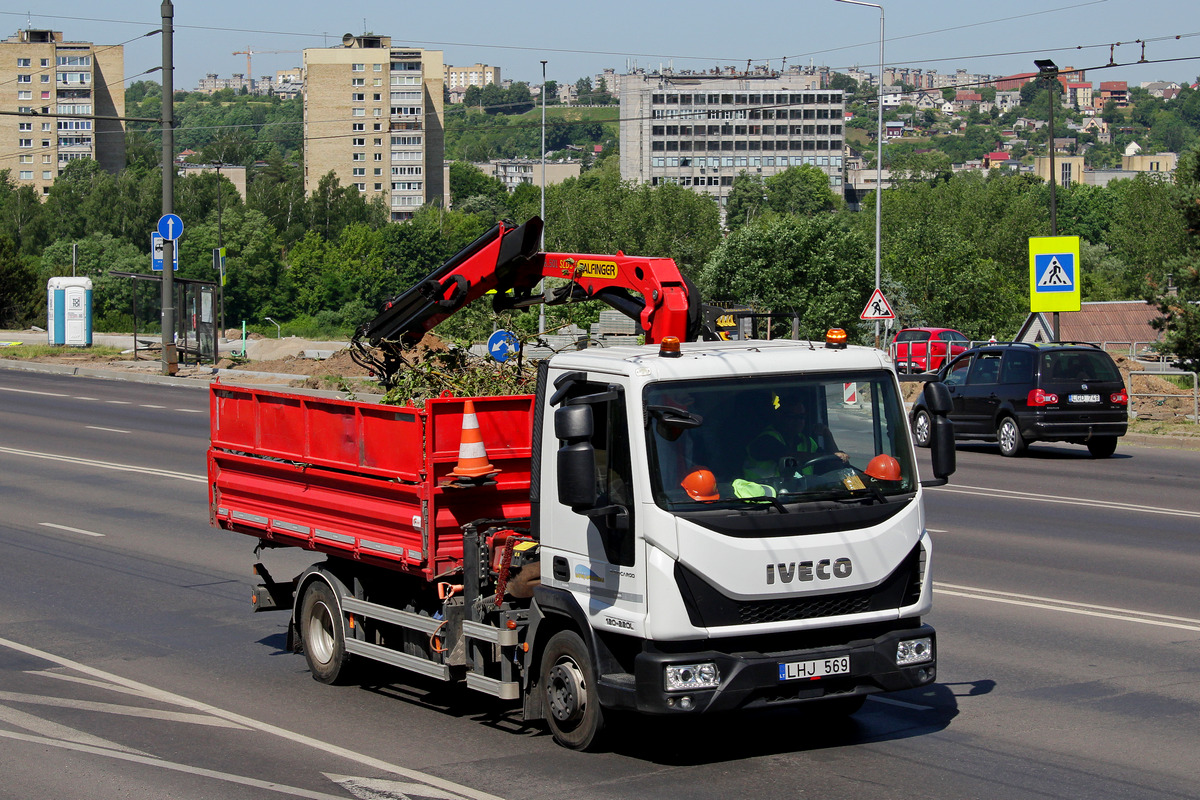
[539,59,548,335]
[836,0,884,348]
[160,0,176,375]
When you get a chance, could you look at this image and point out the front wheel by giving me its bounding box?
[997,417,1026,457]
[912,409,932,448]
[299,580,353,684]
[541,630,605,750]
[1086,436,1118,458]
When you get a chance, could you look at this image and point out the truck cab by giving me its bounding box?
[528,337,948,747]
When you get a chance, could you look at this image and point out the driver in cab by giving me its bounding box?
[733,392,848,499]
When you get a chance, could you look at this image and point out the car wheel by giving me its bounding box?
[912,409,932,448]
[1086,436,1118,458]
[997,417,1026,457]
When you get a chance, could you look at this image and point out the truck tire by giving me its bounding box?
[300,581,352,684]
[540,630,605,750]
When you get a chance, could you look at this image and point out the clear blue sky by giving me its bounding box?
[3,1,1196,91]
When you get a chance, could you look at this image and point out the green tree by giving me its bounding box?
[725,172,770,231]
[765,165,840,216]
[448,161,507,206]
[0,235,35,326]
[698,215,873,340]
[1146,143,1200,370]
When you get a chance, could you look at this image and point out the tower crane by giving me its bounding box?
[231,48,296,79]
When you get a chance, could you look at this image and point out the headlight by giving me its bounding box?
[665,662,720,691]
[896,637,933,666]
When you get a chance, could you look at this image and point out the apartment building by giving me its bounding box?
[619,71,845,208]
[303,35,444,220]
[444,63,499,91]
[1,29,123,195]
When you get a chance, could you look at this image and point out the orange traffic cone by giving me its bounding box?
[450,399,499,478]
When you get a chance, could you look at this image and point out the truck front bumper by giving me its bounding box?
[601,624,936,715]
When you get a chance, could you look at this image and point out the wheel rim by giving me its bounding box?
[999,420,1016,452]
[306,600,337,665]
[547,659,587,726]
[915,412,930,443]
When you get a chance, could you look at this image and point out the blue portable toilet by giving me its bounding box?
[47,277,94,347]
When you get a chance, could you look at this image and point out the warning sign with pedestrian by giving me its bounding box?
[860,288,895,320]
[1028,236,1081,313]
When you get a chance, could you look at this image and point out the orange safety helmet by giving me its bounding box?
[680,469,719,501]
[865,454,901,482]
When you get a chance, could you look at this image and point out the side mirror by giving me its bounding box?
[923,381,952,414]
[922,381,956,485]
[555,405,597,510]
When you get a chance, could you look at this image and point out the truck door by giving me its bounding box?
[544,378,647,629]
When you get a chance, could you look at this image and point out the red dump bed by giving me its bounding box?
[207,384,535,580]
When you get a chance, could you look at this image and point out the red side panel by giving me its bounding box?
[208,385,534,580]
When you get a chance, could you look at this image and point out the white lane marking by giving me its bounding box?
[105,400,132,405]
[934,582,1200,632]
[39,522,104,538]
[139,404,167,409]
[86,425,130,434]
[926,528,948,533]
[0,702,150,756]
[0,446,204,483]
[176,408,205,414]
[0,690,248,729]
[0,729,354,800]
[74,396,99,401]
[0,636,505,800]
[0,387,70,397]
[928,484,1200,519]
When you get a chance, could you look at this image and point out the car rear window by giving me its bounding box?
[1000,351,1035,384]
[1041,351,1121,383]
[896,330,929,342]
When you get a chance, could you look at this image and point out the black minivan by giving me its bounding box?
[911,342,1128,457]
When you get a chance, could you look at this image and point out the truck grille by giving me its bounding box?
[674,544,923,628]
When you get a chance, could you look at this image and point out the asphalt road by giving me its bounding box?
[1,366,1198,800]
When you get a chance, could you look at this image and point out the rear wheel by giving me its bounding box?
[912,409,932,448]
[541,630,605,750]
[300,580,352,684]
[997,417,1026,457]
[1086,436,1118,458]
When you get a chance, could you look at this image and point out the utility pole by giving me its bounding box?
[161,0,177,375]
[539,59,547,335]
[1036,58,1060,341]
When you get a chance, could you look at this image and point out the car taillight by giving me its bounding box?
[1028,388,1058,406]
[1110,388,1128,405]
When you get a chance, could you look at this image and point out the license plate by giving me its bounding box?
[1069,393,1100,403]
[779,655,850,681]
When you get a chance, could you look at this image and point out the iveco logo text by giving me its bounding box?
[766,558,853,584]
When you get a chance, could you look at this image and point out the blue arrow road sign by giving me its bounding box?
[487,330,520,363]
[157,213,184,241]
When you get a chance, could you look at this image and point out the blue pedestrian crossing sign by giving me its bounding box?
[1028,236,1081,313]
[487,330,520,363]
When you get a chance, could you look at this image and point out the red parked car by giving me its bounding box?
[891,327,970,373]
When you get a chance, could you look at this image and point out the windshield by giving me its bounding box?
[644,371,917,512]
